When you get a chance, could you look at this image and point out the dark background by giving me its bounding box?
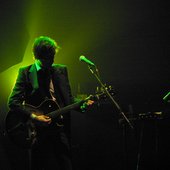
[0,0,170,169]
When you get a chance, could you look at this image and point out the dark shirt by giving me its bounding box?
[37,69,52,100]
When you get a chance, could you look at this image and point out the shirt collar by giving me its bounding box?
[35,60,42,71]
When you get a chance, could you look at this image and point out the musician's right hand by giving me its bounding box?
[31,114,51,124]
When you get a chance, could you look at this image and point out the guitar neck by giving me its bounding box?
[44,91,109,119]
[47,100,84,119]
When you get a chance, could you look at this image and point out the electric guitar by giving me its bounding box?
[5,89,113,149]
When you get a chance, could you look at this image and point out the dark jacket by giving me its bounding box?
[8,63,75,108]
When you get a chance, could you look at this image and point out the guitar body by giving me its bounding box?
[5,99,60,149]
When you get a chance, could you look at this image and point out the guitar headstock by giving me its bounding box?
[77,84,115,102]
[93,85,115,101]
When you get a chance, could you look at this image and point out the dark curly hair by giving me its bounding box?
[33,36,59,59]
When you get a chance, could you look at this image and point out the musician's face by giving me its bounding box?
[37,57,54,69]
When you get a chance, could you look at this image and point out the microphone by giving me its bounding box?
[79,55,95,66]
[163,91,170,101]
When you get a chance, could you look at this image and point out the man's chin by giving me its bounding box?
[42,65,52,69]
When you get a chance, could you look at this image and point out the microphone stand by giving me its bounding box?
[88,65,134,129]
